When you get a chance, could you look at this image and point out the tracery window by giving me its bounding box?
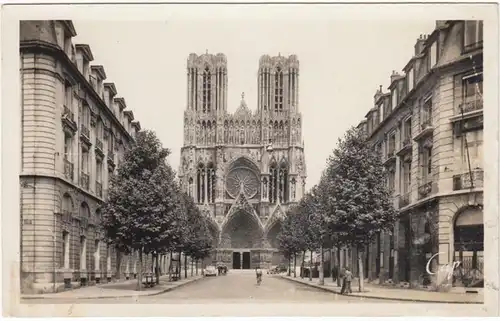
[203,67,212,113]
[269,162,289,203]
[274,67,284,113]
[196,163,215,203]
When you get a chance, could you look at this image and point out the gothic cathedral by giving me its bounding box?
[178,52,306,270]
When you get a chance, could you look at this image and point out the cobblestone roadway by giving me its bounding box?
[24,272,400,304]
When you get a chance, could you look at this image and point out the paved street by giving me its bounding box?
[22,271,399,304]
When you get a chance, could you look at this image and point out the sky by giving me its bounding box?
[72,18,436,191]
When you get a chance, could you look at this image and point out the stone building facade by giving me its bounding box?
[346,20,483,289]
[178,53,307,269]
[18,20,161,294]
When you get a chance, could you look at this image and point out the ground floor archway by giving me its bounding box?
[453,206,483,287]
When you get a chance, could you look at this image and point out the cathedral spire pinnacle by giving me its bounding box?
[241,92,245,100]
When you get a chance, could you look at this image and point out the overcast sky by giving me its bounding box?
[73,18,435,190]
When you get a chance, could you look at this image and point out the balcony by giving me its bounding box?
[61,210,72,223]
[453,168,484,190]
[458,98,483,115]
[62,106,77,133]
[95,138,104,156]
[418,177,438,200]
[96,181,103,198]
[396,137,412,156]
[398,193,410,208]
[64,159,74,180]
[107,150,115,168]
[383,149,396,166]
[80,172,89,190]
[463,40,483,54]
[80,124,91,146]
[80,216,89,228]
[413,119,434,141]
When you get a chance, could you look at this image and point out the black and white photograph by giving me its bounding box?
[1,2,499,317]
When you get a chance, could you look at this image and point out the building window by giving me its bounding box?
[420,147,433,182]
[391,89,398,109]
[464,20,483,51]
[64,134,72,160]
[403,117,412,142]
[96,159,103,183]
[64,81,72,110]
[430,42,437,67]
[422,96,432,126]
[275,67,284,113]
[197,163,206,203]
[407,68,414,92]
[461,131,483,169]
[388,169,395,193]
[81,149,89,174]
[388,133,396,155]
[80,236,87,270]
[202,67,211,113]
[463,73,483,100]
[62,231,70,269]
[401,159,412,194]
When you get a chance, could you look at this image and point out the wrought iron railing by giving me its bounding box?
[453,169,484,190]
[80,172,89,190]
[458,98,483,114]
[96,138,103,151]
[63,106,75,121]
[81,124,90,139]
[64,159,74,180]
[96,181,102,198]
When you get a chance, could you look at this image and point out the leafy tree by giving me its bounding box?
[324,127,398,292]
[277,207,301,277]
[179,192,213,278]
[100,130,182,291]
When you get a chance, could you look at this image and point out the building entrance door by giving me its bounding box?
[242,252,251,269]
[232,252,241,269]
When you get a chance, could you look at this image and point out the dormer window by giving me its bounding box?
[429,41,437,68]
[407,68,414,92]
[391,89,398,109]
[464,20,483,52]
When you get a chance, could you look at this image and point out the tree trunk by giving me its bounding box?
[358,246,364,293]
[116,250,122,280]
[288,257,291,276]
[309,250,313,281]
[301,250,306,278]
[137,249,143,291]
[319,246,325,285]
[196,259,199,275]
[184,254,188,279]
[330,248,335,282]
[178,251,182,280]
[336,246,342,286]
[293,254,297,278]
[155,254,160,284]
[168,252,173,281]
[191,257,194,277]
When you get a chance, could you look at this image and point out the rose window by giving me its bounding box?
[225,167,259,199]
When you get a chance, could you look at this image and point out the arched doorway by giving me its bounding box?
[221,210,263,269]
[266,220,287,266]
[453,206,484,287]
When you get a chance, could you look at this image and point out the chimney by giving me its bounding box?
[435,20,448,29]
[414,34,427,56]
[390,70,401,84]
[374,85,383,103]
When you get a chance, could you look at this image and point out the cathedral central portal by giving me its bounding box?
[178,52,307,269]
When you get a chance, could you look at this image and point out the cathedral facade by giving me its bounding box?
[178,52,306,269]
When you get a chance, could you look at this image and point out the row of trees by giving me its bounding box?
[100,130,213,291]
[277,127,398,291]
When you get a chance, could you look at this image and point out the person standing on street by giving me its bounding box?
[255,266,263,285]
[341,267,353,294]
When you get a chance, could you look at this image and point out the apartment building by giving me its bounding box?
[352,20,484,289]
[18,20,152,294]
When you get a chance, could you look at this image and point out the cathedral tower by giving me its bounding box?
[179,52,306,271]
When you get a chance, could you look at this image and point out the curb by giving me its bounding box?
[278,276,483,304]
[21,276,205,300]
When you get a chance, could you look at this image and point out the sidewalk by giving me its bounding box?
[279,275,484,304]
[22,274,204,300]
